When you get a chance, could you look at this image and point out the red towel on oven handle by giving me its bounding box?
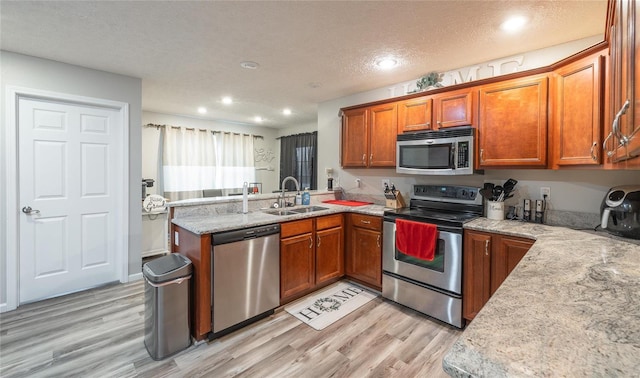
[395,219,438,261]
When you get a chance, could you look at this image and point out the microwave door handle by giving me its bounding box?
[450,144,456,169]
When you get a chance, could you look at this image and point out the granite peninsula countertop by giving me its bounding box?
[443,218,640,377]
[171,203,386,235]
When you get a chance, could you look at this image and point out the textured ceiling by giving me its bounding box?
[1,1,607,128]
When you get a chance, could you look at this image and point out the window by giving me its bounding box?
[280,132,317,191]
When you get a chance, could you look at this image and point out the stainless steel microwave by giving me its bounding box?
[396,127,476,175]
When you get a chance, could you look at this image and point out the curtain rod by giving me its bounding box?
[144,123,263,139]
[276,131,317,140]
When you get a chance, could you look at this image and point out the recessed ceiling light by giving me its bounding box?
[240,61,260,69]
[375,57,398,70]
[283,108,292,116]
[254,116,263,123]
[222,96,233,105]
[501,16,527,33]
[197,107,207,114]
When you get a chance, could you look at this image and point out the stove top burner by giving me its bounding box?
[383,184,484,228]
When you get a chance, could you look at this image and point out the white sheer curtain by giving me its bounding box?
[214,132,255,189]
[162,127,217,201]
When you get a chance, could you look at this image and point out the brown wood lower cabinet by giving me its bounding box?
[280,214,344,304]
[345,213,382,291]
[463,229,534,321]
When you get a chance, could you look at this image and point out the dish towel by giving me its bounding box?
[395,219,438,261]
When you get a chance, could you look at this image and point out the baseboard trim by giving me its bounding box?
[128,272,143,282]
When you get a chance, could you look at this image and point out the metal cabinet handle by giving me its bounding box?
[362,154,366,162]
[480,149,485,163]
[590,142,598,161]
[22,206,40,215]
[437,120,442,127]
[604,99,631,157]
[369,153,373,163]
[484,240,489,256]
[426,122,431,128]
[360,220,371,224]
[317,235,321,247]
[377,235,381,248]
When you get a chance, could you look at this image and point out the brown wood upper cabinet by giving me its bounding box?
[280,215,344,304]
[341,104,397,168]
[397,88,476,133]
[397,96,433,133]
[604,0,640,167]
[478,74,549,168]
[463,229,534,321]
[551,52,605,167]
[433,87,477,129]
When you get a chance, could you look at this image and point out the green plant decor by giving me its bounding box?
[416,72,444,91]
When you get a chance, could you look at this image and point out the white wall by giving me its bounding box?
[318,36,640,215]
[0,51,142,307]
[142,111,282,194]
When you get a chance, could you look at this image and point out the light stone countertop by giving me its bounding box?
[443,218,640,377]
[171,203,386,235]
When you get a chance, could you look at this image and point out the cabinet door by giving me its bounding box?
[341,108,368,167]
[462,230,492,321]
[315,226,344,285]
[479,74,548,167]
[552,53,605,167]
[369,103,397,167]
[346,226,382,290]
[398,96,433,133]
[280,233,315,301]
[433,88,476,129]
[606,0,640,165]
[490,235,534,295]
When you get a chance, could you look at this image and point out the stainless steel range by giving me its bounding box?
[382,184,483,328]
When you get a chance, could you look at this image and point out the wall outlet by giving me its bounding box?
[540,187,551,199]
[325,167,333,176]
[382,179,390,190]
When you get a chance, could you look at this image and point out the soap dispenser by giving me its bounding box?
[295,191,302,205]
[302,188,310,205]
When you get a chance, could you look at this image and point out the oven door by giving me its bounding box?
[382,220,462,294]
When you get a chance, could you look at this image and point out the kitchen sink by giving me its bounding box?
[291,206,329,213]
[262,209,298,216]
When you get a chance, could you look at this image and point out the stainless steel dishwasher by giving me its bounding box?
[210,223,280,339]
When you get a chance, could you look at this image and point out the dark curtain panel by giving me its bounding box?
[280,131,317,191]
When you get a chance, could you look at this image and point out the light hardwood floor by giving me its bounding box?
[0,280,460,377]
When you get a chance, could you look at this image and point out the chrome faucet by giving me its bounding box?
[280,176,300,207]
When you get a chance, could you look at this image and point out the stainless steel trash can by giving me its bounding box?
[143,253,192,360]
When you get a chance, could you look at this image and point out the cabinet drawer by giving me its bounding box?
[350,214,381,231]
[280,218,314,238]
[316,214,343,231]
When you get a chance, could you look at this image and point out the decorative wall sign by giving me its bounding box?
[254,147,275,163]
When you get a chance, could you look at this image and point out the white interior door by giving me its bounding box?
[18,97,123,303]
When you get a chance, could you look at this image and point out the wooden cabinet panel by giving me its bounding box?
[479,74,549,167]
[552,52,605,167]
[341,108,368,167]
[281,218,313,238]
[434,88,476,129]
[316,213,343,230]
[349,213,382,231]
[369,103,397,167]
[605,0,640,166]
[280,232,315,301]
[463,230,534,322]
[341,104,396,168]
[490,236,534,296]
[316,227,344,285]
[462,230,492,322]
[346,214,382,290]
[398,96,433,133]
[172,225,211,340]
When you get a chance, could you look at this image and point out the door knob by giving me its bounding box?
[22,206,40,215]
